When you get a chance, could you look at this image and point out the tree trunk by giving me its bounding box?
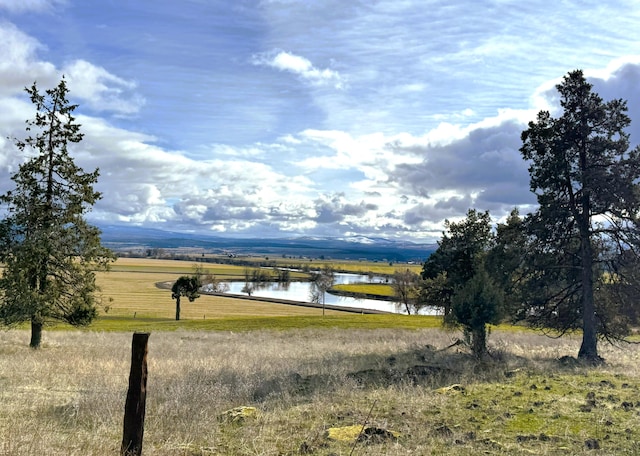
[471,324,487,359]
[578,236,599,361]
[175,296,181,321]
[30,316,43,349]
[404,302,411,315]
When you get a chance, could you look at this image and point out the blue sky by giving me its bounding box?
[2,0,640,241]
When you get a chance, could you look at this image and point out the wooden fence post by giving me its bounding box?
[121,332,150,456]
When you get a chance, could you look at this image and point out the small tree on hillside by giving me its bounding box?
[171,275,201,321]
[449,267,504,359]
[421,209,501,356]
[0,79,113,348]
[391,269,421,314]
[310,265,335,316]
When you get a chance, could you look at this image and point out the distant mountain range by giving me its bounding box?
[98,225,436,262]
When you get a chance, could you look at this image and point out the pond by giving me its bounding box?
[217,272,438,315]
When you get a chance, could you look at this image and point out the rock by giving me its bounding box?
[436,384,465,394]
[584,438,600,450]
[326,425,399,443]
[621,401,634,411]
[218,406,258,423]
[432,425,453,438]
[357,426,399,444]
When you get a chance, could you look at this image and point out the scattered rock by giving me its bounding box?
[431,425,453,438]
[516,434,537,443]
[621,401,634,411]
[584,438,600,450]
[356,426,399,444]
[504,368,522,378]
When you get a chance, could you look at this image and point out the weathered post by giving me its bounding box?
[121,332,150,456]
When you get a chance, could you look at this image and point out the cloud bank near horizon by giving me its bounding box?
[2,1,640,242]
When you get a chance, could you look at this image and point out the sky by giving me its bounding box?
[2,0,640,242]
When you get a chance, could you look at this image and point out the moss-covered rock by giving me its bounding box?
[326,424,399,443]
[219,406,258,423]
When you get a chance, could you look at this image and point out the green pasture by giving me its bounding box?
[73,314,443,332]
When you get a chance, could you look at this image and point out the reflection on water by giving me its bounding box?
[217,272,437,315]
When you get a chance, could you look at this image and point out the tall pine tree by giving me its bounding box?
[520,70,640,362]
[0,79,113,348]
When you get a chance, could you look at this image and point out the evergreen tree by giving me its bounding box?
[450,267,504,359]
[520,70,640,362]
[421,209,502,356]
[421,209,493,316]
[0,79,113,348]
[171,275,201,321]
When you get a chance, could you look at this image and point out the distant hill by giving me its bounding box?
[98,225,436,262]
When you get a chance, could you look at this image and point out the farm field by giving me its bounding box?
[95,258,349,323]
[200,254,424,276]
[332,282,396,298]
[95,257,421,323]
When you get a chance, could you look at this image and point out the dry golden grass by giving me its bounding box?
[110,257,248,277]
[3,328,640,455]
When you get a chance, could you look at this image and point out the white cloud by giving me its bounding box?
[0,23,143,116]
[253,50,345,89]
[0,22,57,94]
[63,60,145,115]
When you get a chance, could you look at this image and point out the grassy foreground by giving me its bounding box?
[2,327,640,455]
[3,258,640,454]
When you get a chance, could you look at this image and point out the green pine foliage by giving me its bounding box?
[0,79,114,348]
[520,70,640,361]
[171,275,202,321]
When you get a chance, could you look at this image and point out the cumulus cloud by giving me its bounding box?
[63,60,145,115]
[0,22,57,94]
[0,23,143,116]
[253,50,345,89]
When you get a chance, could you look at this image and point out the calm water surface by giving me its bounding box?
[219,272,437,314]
